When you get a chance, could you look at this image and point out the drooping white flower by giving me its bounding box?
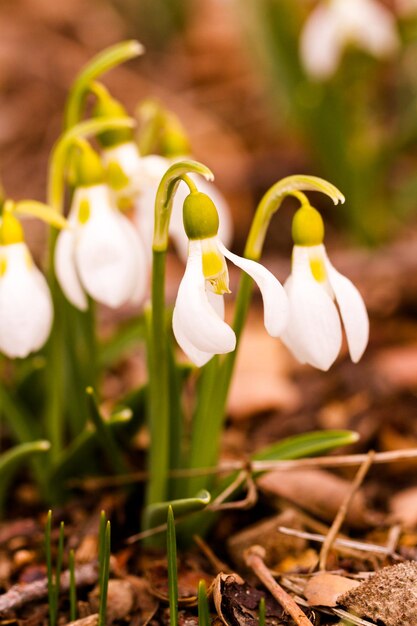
[172,189,288,366]
[55,184,147,310]
[102,142,233,261]
[281,243,369,370]
[300,0,399,80]
[0,223,53,358]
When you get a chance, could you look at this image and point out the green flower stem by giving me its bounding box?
[64,40,144,130]
[145,161,213,515]
[45,117,136,465]
[188,175,345,496]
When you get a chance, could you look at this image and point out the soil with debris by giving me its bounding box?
[3,1,417,626]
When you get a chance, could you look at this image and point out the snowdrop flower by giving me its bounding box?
[172,191,288,366]
[281,204,369,370]
[0,212,53,358]
[102,141,233,262]
[300,0,399,80]
[55,182,147,310]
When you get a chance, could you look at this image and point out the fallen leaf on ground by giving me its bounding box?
[257,468,379,529]
[304,572,360,607]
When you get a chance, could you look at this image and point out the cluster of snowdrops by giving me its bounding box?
[0,42,369,520]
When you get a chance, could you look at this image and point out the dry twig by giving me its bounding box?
[318,451,375,570]
[245,546,314,626]
[0,562,98,614]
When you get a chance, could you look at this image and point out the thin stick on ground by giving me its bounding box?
[318,451,375,571]
[277,527,402,559]
[0,562,98,614]
[69,447,417,492]
[245,546,314,626]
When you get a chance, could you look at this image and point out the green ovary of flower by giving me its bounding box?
[291,205,324,246]
[0,211,24,245]
[183,191,219,240]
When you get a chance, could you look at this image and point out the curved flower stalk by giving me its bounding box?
[173,192,288,366]
[282,204,369,370]
[90,87,233,260]
[103,141,233,261]
[300,0,399,80]
[54,142,147,310]
[0,211,53,358]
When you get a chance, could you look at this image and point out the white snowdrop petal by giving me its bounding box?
[75,188,141,308]
[172,306,214,367]
[282,248,342,371]
[300,3,342,79]
[0,244,53,358]
[349,0,399,57]
[55,227,88,311]
[173,242,236,357]
[218,241,289,338]
[326,262,369,363]
[117,213,149,305]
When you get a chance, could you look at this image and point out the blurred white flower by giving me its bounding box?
[282,244,369,370]
[300,0,399,80]
[173,236,288,366]
[55,184,147,310]
[0,242,53,358]
[102,141,233,261]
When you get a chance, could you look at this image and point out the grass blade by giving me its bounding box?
[98,521,111,626]
[167,506,178,626]
[46,510,56,626]
[69,549,77,622]
[198,580,210,626]
[258,596,265,626]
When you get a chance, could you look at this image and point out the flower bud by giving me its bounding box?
[92,89,134,148]
[292,205,324,246]
[183,192,219,240]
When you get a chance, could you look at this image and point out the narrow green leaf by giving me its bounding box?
[46,510,55,626]
[258,596,265,626]
[253,430,359,463]
[0,440,50,476]
[50,408,132,483]
[144,490,211,529]
[98,521,111,626]
[69,550,77,622]
[167,507,178,626]
[86,387,129,475]
[98,511,106,594]
[198,580,210,626]
[55,521,65,618]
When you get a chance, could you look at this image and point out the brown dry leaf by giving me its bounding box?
[339,561,417,626]
[304,573,360,607]
[227,510,306,570]
[227,315,301,421]
[146,559,212,607]
[390,485,417,528]
[213,572,288,626]
[257,468,379,529]
[372,344,417,391]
